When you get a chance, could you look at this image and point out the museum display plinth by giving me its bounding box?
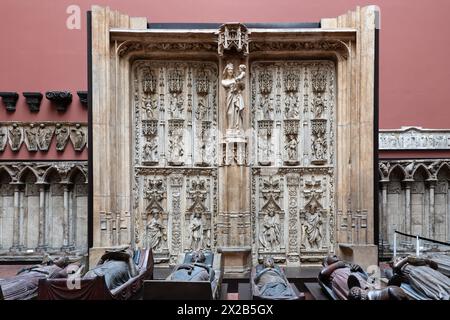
[90,5,379,273]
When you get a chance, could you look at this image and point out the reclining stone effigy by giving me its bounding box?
[0,255,83,300]
[388,255,450,300]
[37,246,153,300]
[251,257,304,300]
[143,250,223,300]
[318,254,408,300]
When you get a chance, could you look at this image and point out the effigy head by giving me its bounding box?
[54,256,70,268]
[191,250,206,263]
[263,256,275,269]
[323,254,340,266]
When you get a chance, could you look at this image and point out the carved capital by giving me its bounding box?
[0,92,19,112]
[46,91,72,112]
[77,91,88,107]
[23,92,43,112]
[217,23,250,56]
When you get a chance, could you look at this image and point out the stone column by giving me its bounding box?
[61,183,72,250]
[36,183,48,251]
[404,180,412,234]
[10,183,23,252]
[428,180,436,238]
[380,181,389,244]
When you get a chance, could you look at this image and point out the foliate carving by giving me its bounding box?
[142,119,158,136]
[55,123,70,151]
[311,119,327,165]
[257,120,273,166]
[284,71,299,94]
[286,175,300,263]
[168,69,184,94]
[37,124,55,151]
[8,123,23,152]
[170,175,183,264]
[24,124,39,152]
[311,67,327,93]
[145,42,216,52]
[168,119,184,166]
[259,177,283,252]
[142,68,157,95]
[249,41,349,59]
[196,69,210,95]
[70,124,87,151]
[217,23,249,56]
[379,127,450,150]
[45,91,72,112]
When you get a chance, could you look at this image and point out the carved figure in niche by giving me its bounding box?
[313,136,326,161]
[301,196,323,249]
[37,123,54,151]
[71,124,86,150]
[284,94,299,119]
[145,209,165,251]
[312,93,327,118]
[142,96,158,119]
[189,211,204,251]
[195,97,208,121]
[259,206,281,251]
[25,123,38,151]
[8,123,22,151]
[261,96,274,120]
[285,134,298,160]
[169,131,184,162]
[143,138,158,162]
[55,123,69,151]
[222,63,246,131]
[169,95,184,119]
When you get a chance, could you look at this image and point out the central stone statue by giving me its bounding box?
[222,63,246,131]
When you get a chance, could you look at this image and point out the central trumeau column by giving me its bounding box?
[216,24,252,273]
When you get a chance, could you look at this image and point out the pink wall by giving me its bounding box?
[1,0,450,160]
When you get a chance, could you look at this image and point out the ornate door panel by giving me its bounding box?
[250,61,336,265]
[131,61,219,264]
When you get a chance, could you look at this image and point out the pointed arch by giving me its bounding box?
[388,163,406,181]
[17,166,38,183]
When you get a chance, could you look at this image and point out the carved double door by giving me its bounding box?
[132,59,335,265]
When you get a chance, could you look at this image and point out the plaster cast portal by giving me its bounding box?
[131,60,336,264]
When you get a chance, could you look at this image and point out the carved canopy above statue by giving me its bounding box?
[90,5,379,271]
